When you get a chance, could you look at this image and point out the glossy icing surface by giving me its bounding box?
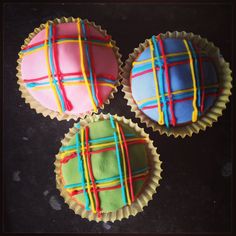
[20,21,119,115]
[59,118,149,215]
[131,36,218,127]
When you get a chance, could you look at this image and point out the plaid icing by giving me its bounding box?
[131,36,219,126]
[59,118,149,216]
[20,19,116,114]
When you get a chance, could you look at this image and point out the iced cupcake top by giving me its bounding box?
[55,114,162,222]
[57,117,151,218]
[130,35,219,127]
[17,18,121,119]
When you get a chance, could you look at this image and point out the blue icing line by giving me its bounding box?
[26,81,49,88]
[64,167,149,189]
[76,133,90,210]
[97,78,115,84]
[152,35,169,127]
[81,20,98,106]
[138,87,218,109]
[22,44,44,53]
[132,54,208,76]
[60,133,135,151]
[48,25,66,112]
[109,115,115,129]
[62,77,115,84]
[75,123,81,129]
[21,38,110,54]
[26,77,115,88]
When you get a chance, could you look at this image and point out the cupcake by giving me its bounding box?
[54,113,162,222]
[16,17,122,121]
[122,32,232,137]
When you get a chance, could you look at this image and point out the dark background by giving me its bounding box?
[2,2,234,233]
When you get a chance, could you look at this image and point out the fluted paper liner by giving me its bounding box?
[16,17,123,121]
[54,113,162,222]
[122,31,233,138]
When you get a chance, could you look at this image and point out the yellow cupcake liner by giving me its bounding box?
[121,31,233,138]
[16,17,123,121]
[54,113,162,222]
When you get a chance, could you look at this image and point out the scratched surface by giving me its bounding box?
[3,2,233,233]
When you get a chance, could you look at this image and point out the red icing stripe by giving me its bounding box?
[158,36,174,125]
[52,25,72,111]
[60,152,77,164]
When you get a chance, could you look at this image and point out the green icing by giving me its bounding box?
[60,119,149,213]
[91,150,119,180]
[62,158,81,184]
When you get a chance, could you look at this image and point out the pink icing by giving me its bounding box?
[21,22,119,115]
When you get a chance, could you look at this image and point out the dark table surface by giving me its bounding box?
[3,2,234,233]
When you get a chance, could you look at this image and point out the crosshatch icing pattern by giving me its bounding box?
[131,35,219,127]
[19,18,119,115]
[58,117,150,217]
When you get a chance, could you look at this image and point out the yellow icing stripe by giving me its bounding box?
[136,84,219,105]
[19,40,112,58]
[68,171,149,191]
[183,40,198,122]
[59,137,147,158]
[77,18,97,112]
[80,128,96,213]
[116,122,131,205]
[56,40,112,47]
[44,23,62,113]
[31,82,115,91]
[19,47,43,58]
[148,39,164,125]
[133,51,207,66]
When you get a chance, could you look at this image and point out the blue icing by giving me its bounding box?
[174,100,194,123]
[160,38,187,55]
[141,107,159,122]
[131,37,218,126]
[132,63,152,74]
[136,47,151,62]
[202,61,218,85]
[139,100,197,124]
[167,64,192,92]
[203,96,216,111]
[132,72,156,101]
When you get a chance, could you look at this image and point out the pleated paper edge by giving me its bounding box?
[121,31,233,138]
[54,113,162,222]
[16,16,123,122]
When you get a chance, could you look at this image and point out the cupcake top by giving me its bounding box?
[130,35,219,127]
[18,18,121,118]
[57,116,151,218]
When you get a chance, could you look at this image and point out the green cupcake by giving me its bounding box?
[54,113,162,222]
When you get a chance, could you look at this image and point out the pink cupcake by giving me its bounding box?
[16,17,122,120]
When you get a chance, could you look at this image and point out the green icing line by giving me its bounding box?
[61,119,149,213]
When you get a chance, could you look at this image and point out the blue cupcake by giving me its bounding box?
[122,32,232,138]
